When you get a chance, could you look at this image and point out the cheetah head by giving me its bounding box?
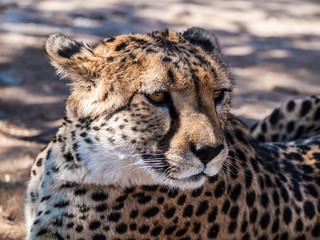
[47,28,234,189]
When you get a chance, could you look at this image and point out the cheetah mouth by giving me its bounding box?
[169,173,205,182]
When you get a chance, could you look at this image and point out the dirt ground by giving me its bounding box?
[0,0,319,239]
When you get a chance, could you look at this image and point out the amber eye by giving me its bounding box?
[213,90,222,100]
[213,90,227,105]
[147,92,167,103]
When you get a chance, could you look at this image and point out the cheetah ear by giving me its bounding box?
[182,27,221,54]
[46,33,98,83]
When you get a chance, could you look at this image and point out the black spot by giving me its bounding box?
[312,223,320,237]
[287,100,296,111]
[36,158,43,167]
[74,188,87,195]
[178,195,186,205]
[260,192,269,208]
[55,232,64,240]
[36,228,48,236]
[230,184,242,202]
[241,233,250,240]
[130,210,138,218]
[257,134,266,142]
[293,125,305,140]
[92,234,106,240]
[286,121,295,134]
[250,208,258,223]
[139,225,149,234]
[183,205,193,217]
[115,42,128,51]
[272,218,279,233]
[305,184,318,198]
[112,203,124,211]
[295,219,304,232]
[261,122,267,133]
[40,195,51,202]
[89,221,101,230]
[269,108,281,125]
[162,56,172,62]
[108,212,121,222]
[246,191,256,207]
[229,206,239,220]
[54,200,69,208]
[300,100,312,117]
[259,212,270,229]
[280,232,288,240]
[60,181,77,188]
[151,226,162,236]
[168,189,179,198]
[281,187,289,203]
[137,195,152,204]
[80,132,87,138]
[228,221,237,233]
[116,223,127,234]
[208,206,218,222]
[250,157,260,172]
[192,187,203,197]
[130,223,137,231]
[221,199,231,214]
[241,220,248,233]
[164,207,176,218]
[207,224,220,238]
[157,197,164,204]
[176,228,188,237]
[115,195,127,202]
[196,201,209,216]
[271,134,279,142]
[244,170,253,188]
[304,201,315,219]
[214,181,226,198]
[65,221,74,229]
[143,207,159,218]
[314,106,320,120]
[295,235,306,240]
[165,225,177,235]
[76,225,83,232]
[283,207,292,225]
[91,192,108,201]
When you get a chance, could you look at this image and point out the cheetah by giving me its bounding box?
[25,27,320,240]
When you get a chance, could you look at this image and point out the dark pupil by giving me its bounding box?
[214,91,225,104]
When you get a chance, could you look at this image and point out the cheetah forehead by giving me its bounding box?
[94,29,233,92]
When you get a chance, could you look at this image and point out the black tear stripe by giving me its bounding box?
[157,96,180,153]
[154,96,179,174]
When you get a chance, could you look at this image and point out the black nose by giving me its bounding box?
[191,144,224,165]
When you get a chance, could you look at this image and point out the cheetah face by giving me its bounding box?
[47,28,234,189]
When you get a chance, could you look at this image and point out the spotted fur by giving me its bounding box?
[25,28,320,240]
[251,95,320,142]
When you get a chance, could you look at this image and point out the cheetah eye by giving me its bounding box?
[146,92,168,104]
[213,88,232,105]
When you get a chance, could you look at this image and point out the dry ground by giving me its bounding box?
[0,0,319,239]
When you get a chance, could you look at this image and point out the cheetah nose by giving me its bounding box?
[191,144,224,165]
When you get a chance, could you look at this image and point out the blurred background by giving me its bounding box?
[0,0,319,238]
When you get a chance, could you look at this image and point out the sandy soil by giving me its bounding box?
[0,0,319,239]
